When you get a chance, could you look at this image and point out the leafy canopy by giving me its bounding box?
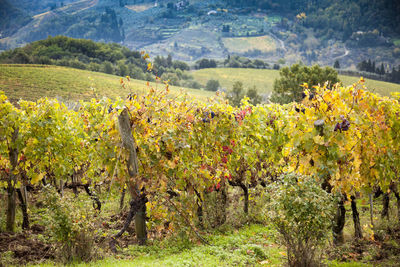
[270,64,340,104]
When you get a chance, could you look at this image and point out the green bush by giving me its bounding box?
[43,187,97,263]
[265,173,335,267]
[205,79,220,91]
[161,72,180,86]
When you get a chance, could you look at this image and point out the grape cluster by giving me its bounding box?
[334,116,350,132]
[294,106,305,114]
[127,93,136,101]
[202,111,216,123]
[108,105,113,113]
[301,91,314,100]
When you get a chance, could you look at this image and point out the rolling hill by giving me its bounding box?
[1,64,399,105]
[0,64,214,103]
[191,68,400,97]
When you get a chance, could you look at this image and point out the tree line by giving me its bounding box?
[357,59,400,84]
[0,36,195,86]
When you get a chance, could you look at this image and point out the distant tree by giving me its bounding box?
[154,55,168,68]
[196,59,217,69]
[357,60,367,72]
[205,79,220,91]
[101,61,114,74]
[12,50,31,64]
[367,59,372,72]
[88,62,101,72]
[227,81,245,107]
[161,72,179,86]
[222,25,230,33]
[253,59,266,69]
[167,2,174,9]
[333,60,340,69]
[228,59,240,68]
[172,60,190,71]
[246,86,262,105]
[270,64,340,104]
[167,54,173,68]
[226,82,263,106]
[379,63,385,75]
[145,72,155,82]
[117,61,128,76]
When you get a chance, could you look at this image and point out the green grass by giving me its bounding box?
[0,64,214,103]
[339,75,400,96]
[29,224,284,267]
[393,39,400,46]
[192,68,400,97]
[192,68,280,94]
[4,180,384,267]
[28,222,373,267]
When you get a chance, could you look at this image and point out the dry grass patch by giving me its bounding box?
[222,35,276,54]
[125,4,154,12]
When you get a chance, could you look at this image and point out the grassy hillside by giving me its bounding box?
[192,68,400,97]
[0,64,214,103]
[1,64,398,105]
[192,68,280,94]
[339,75,400,97]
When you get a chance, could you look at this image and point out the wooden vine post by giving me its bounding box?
[110,108,147,252]
[6,128,19,232]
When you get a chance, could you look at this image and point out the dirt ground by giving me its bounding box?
[0,224,53,265]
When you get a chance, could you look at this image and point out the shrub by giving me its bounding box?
[205,79,220,91]
[265,173,335,267]
[161,72,180,86]
[246,86,262,105]
[182,80,202,89]
[227,81,245,107]
[69,59,87,70]
[43,187,97,263]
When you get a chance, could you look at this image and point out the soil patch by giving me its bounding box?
[0,225,54,265]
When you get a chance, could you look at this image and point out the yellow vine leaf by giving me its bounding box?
[313,135,325,145]
[31,173,45,185]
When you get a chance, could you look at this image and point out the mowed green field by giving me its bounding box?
[0,64,214,103]
[192,68,400,96]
